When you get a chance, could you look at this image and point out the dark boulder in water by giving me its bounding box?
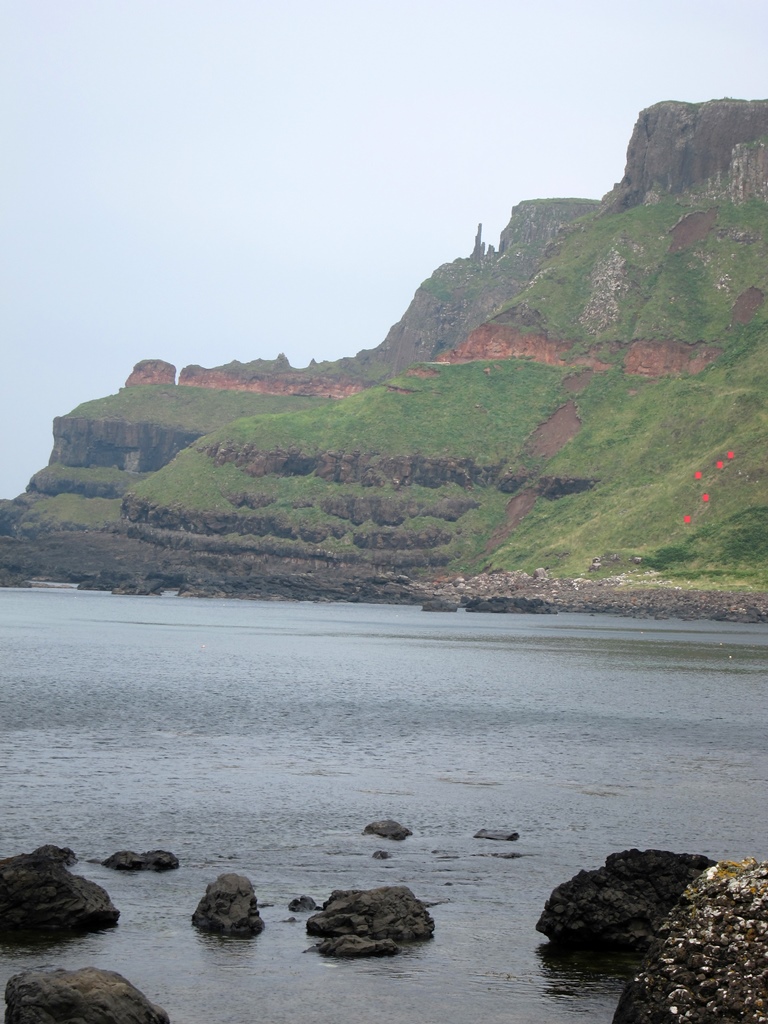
[536,848,714,951]
[363,819,412,841]
[307,885,434,943]
[288,895,317,912]
[192,873,265,936]
[102,850,179,872]
[316,935,400,957]
[0,850,119,932]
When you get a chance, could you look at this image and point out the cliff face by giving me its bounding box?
[49,416,202,474]
[370,199,598,373]
[606,99,768,211]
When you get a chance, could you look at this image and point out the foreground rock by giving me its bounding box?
[613,858,768,1023]
[191,873,264,936]
[102,850,179,871]
[363,819,413,841]
[0,850,119,931]
[307,886,435,945]
[5,967,169,1024]
[536,849,714,951]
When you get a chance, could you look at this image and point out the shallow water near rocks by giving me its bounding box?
[1,588,766,1023]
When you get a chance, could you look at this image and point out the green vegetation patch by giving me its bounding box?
[68,385,331,431]
[20,494,122,534]
[495,196,768,350]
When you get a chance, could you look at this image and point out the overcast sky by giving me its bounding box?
[2,0,767,498]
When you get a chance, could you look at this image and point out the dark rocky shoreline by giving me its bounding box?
[1,529,766,622]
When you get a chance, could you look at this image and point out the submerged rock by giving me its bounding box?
[0,850,119,932]
[4,966,169,1024]
[307,885,434,943]
[102,850,179,872]
[612,858,768,1023]
[474,829,520,841]
[363,819,413,841]
[316,935,400,957]
[536,848,714,951]
[192,873,264,936]
[288,895,317,912]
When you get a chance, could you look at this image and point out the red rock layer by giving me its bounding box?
[439,324,720,377]
[125,360,177,387]
[623,340,721,376]
[177,366,367,398]
[436,325,612,371]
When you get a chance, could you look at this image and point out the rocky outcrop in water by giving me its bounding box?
[306,886,435,944]
[316,935,400,957]
[192,873,265,935]
[101,850,179,871]
[612,858,768,1024]
[0,850,120,931]
[4,967,169,1024]
[363,820,413,841]
[536,849,715,952]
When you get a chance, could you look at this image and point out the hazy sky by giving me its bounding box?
[3,0,768,498]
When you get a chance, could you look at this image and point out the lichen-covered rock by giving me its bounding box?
[4,967,169,1024]
[306,885,434,943]
[0,851,119,931]
[536,849,714,951]
[613,858,768,1023]
[362,819,412,841]
[317,935,400,958]
[191,874,264,936]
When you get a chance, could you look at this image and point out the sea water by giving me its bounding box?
[1,587,766,1024]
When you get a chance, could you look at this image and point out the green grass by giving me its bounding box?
[68,385,332,430]
[495,196,768,350]
[196,360,569,460]
[21,495,122,533]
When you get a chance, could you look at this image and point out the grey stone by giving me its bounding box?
[362,819,412,841]
[306,885,434,943]
[317,935,400,957]
[192,873,264,936]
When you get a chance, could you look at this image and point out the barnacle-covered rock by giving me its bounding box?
[613,858,768,1023]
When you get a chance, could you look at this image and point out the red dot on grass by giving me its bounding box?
[684,515,691,523]
[716,461,724,469]
[694,471,702,479]
[727,451,734,459]
[702,494,710,502]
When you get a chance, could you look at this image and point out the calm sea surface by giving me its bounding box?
[1,588,767,1024]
